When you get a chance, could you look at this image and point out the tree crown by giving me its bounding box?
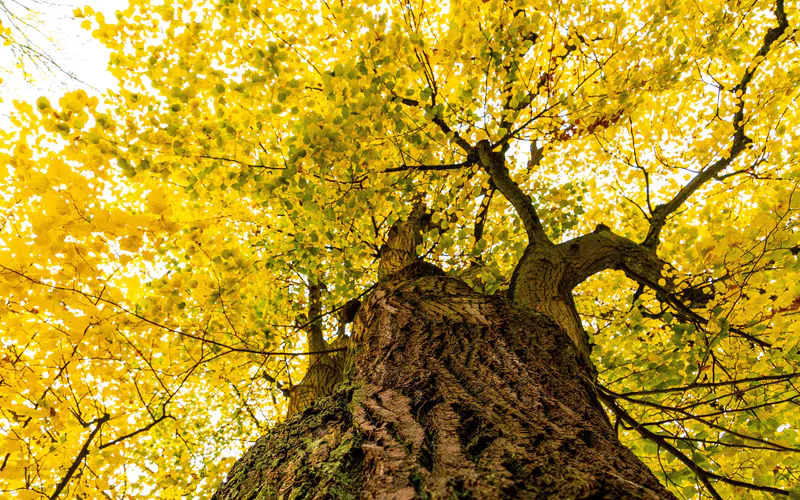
[1,0,799,498]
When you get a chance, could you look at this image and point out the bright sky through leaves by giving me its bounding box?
[0,0,125,122]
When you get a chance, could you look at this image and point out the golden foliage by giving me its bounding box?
[1,0,799,498]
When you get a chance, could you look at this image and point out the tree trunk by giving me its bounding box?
[212,262,674,499]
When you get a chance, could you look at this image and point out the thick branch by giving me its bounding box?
[559,228,772,349]
[431,116,472,152]
[306,282,326,356]
[377,203,429,278]
[643,0,788,249]
[476,140,550,246]
[560,227,665,289]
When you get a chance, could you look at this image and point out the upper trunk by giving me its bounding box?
[212,262,673,499]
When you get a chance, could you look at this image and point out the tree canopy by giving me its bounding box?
[1,0,799,498]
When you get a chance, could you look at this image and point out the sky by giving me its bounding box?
[0,0,128,123]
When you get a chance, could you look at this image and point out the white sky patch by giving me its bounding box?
[0,0,128,123]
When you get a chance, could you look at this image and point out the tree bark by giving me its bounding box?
[212,262,674,499]
[508,227,668,369]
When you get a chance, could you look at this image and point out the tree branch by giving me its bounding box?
[642,0,789,249]
[618,372,800,397]
[642,142,751,249]
[196,154,284,171]
[50,413,111,500]
[626,271,774,349]
[476,140,550,246]
[383,161,471,173]
[605,386,795,452]
[473,184,495,245]
[560,226,666,289]
[305,281,326,359]
[431,116,473,152]
[599,391,789,497]
[558,226,772,349]
[98,414,175,449]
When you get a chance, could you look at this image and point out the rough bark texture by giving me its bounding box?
[508,243,591,369]
[213,262,673,499]
[508,227,667,370]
